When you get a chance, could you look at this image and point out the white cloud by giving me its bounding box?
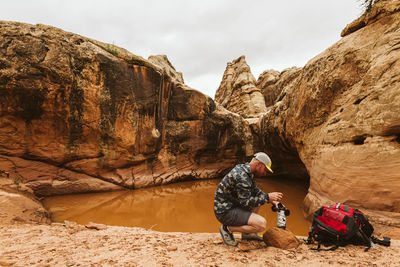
[1,0,363,98]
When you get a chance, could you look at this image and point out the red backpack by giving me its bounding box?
[307,203,388,251]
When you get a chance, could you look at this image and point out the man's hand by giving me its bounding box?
[268,192,283,203]
[271,200,280,208]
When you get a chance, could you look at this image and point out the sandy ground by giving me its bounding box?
[0,222,399,267]
[1,178,399,266]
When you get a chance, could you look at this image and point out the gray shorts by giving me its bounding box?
[214,207,251,226]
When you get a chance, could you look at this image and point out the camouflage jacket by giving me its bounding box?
[214,163,269,214]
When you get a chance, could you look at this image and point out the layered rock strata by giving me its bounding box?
[0,21,255,196]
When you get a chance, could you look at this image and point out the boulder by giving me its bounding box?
[0,179,50,224]
[263,227,300,249]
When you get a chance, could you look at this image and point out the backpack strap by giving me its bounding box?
[327,244,339,251]
[371,236,391,247]
[306,231,314,245]
[358,227,373,251]
[307,231,340,252]
[309,241,322,251]
[310,241,339,251]
[343,205,350,213]
[333,203,351,213]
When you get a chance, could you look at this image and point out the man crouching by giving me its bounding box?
[214,152,283,246]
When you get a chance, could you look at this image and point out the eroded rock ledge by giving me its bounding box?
[0,21,257,196]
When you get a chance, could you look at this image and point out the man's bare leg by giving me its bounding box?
[228,208,266,234]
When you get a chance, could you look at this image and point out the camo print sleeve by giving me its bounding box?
[236,175,269,208]
[214,163,269,214]
[254,184,269,203]
[214,170,237,214]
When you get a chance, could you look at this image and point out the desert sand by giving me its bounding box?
[0,221,399,267]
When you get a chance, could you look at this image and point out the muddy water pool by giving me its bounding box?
[43,177,310,235]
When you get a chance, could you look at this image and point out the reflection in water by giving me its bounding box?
[43,177,310,235]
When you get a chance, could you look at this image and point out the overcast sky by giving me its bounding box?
[1,0,364,98]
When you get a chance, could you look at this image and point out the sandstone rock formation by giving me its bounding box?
[215,56,267,118]
[214,59,307,179]
[0,21,256,196]
[211,0,400,232]
[255,69,280,107]
[341,0,400,37]
[257,67,301,107]
[148,54,184,83]
[257,0,400,229]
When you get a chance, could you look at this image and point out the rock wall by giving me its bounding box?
[0,21,256,196]
[213,0,400,229]
[258,0,400,227]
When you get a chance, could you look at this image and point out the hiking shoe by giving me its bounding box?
[219,225,238,247]
[241,233,264,241]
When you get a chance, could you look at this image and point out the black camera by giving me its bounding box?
[271,203,290,229]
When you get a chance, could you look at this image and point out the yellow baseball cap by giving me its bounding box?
[254,152,273,173]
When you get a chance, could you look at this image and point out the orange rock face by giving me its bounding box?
[258,1,400,229]
[211,1,400,233]
[0,21,256,196]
